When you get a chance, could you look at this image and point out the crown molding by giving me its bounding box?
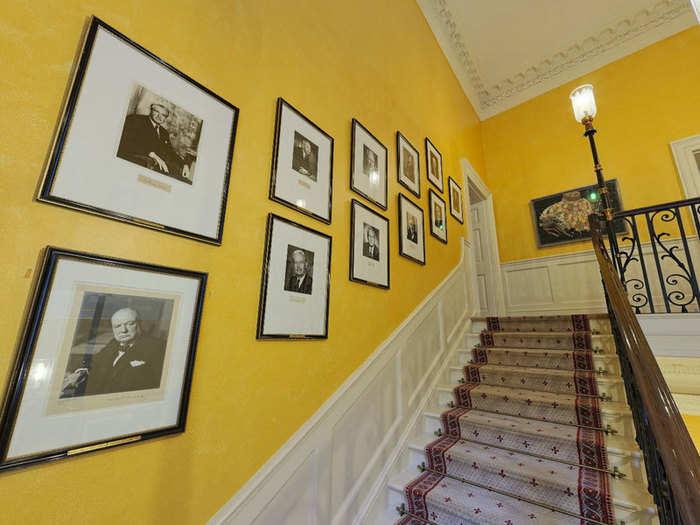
[419,0,697,120]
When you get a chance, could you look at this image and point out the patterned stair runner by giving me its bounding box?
[396,314,617,525]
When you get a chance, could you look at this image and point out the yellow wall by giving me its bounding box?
[481,27,700,263]
[682,414,700,451]
[0,1,482,523]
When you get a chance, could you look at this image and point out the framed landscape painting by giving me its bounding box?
[38,17,239,245]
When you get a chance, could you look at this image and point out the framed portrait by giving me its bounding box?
[425,137,444,192]
[530,179,626,248]
[350,119,387,210]
[448,177,464,224]
[0,247,206,471]
[257,214,332,339]
[38,17,239,245]
[429,189,448,243]
[350,199,390,289]
[396,131,420,198]
[398,194,426,265]
[270,98,334,224]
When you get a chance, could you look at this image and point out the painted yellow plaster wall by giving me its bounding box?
[481,27,700,263]
[0,1,482,523]
[682,414,700,451]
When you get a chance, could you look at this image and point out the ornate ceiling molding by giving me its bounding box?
[423,0,695,119]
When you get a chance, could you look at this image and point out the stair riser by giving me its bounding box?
[455,349,622,376]
[472,319,611,334]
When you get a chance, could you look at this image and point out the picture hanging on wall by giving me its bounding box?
[38,16,239,245]
[270,98,334,224]
[350,119,387,210]
[429,189,448,243]
[257,214,332,339]
[350,199,390,289]
[448,177,464,224]
[396,131,420,197]
[530,179,626,248]
[0,247,206,472]
[398,193,425,265]
[425,137,444,192]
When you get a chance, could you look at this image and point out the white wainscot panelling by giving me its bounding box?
[210,239,474,525]
[503,265,554,310]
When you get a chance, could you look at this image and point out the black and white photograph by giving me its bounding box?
[350,119,387,210]
[398,193,425,264]
[0,247,206,471]
[117,84,202,185]
[38,17,239,244]
[425,137,444,192]
[396,131,420,197]
[270,98,334,223]
[292,131,319,181]
[283,245,315,295]
[429,189,448,243]
[448,177,464,224]
[350,200,390,289]
[257,214,331,339]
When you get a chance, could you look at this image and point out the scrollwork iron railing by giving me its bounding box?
[608,197,700,313]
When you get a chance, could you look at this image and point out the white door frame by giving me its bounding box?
[461,158,506,315]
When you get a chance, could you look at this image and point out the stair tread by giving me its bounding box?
[473,314,609,321]
[454,363,622,382]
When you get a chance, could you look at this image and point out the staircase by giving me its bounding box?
[382,314,658,525]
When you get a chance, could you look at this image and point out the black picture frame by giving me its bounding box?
[530,179,626,248]
[425,137,444,192]
[350,119,388,210]
[429,189,448,244]
[349,199,390,289]
[398,193,426,265]
[257,213,332,339]
[37,16,239,245]
[0,247,207,472]
[269,98,334,224]
[396,131,421,198]
[448,177,464,224]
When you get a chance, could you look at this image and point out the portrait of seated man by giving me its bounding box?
[363,223,380,261]
[406,214,418,243]
[291,131,319,181]
[402,148,416,183]
[60,306,167,398]
[284,246,314,295]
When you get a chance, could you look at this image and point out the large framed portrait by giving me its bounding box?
[0,247,206,471]
[38,17,239,245]
[257,214,332,339]
[396,131,420,198]
[448,177,464,224]
[350,199,390,289]
[398,193,426,265]
[530,179,626,248]
[425,137,444,192]
[350,119,387,210]
[429,189,448,243]
[270,98,334,224]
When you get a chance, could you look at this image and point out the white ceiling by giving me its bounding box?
[417,0,697,120]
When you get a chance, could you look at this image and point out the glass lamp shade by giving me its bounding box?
[569,84,597,123]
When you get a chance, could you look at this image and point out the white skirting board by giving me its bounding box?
[208,239,476,525]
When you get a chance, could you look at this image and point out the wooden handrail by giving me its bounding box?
[589,214,700,524]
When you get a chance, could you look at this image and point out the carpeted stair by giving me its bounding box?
[393,314,654,525]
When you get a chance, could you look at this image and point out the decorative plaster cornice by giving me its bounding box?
[428,0,694,116]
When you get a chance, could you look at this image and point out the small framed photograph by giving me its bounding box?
[429,189,448,243]
[448,177,464,223]
[38,17,239,245]
[396,131,420,198]
[398,194,426,265]
[350,200,390,289]
[270,98,334,224]
[257,214,332,339]
[425,137,444,192]
[350,119,387,210]
[0,247,206,471]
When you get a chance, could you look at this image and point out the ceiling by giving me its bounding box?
[417,0,697,120]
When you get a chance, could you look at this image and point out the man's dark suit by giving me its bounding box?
[291,146,317,180]
[363,242,380,261]
[407,224,418,243]
[117,114,183,177]
[285,273,313,295]
[82,335,166,396]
